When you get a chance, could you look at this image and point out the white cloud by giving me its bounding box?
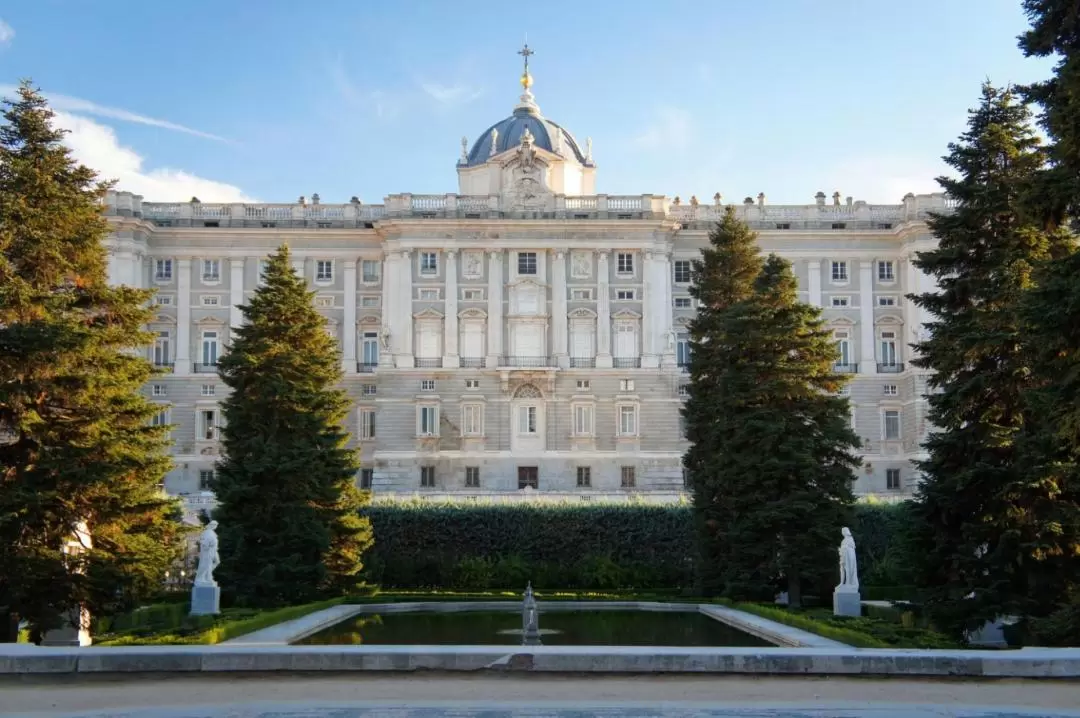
[819,154,948,204]
[633,107,694,152]
[0,84,227,141]
[419,81,484,107]
[55,112,254,203]
[0,19,13,48]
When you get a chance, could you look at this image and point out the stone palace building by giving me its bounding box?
[101,53,948,504]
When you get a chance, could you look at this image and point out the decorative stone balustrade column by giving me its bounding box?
[859,261,875,374]
[175,259,192,375]
[444,250,459,367]
[486,251,504,366]
[229,258,244,330]
[808,260,822,307]
[552,250,568,367]
[595,251,612,368]
[342,259,357,373]
[397,250,414,367]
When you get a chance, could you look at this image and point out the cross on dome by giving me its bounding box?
[518,42,534,90]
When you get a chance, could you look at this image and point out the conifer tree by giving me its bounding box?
[684,210,859,604]
[213,245,372,607]
[0,82,183,642]
[908,83,1073,638]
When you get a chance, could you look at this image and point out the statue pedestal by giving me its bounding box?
[190,583,220,616]
[41,606,92,646]
[833,586,861,617]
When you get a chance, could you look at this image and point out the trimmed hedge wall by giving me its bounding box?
[363,501,918,592]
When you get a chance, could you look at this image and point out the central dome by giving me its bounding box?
[463,104,588,168]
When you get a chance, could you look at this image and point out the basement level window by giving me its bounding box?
[876,222,893,230]
[831,222,847,230]
[775,223,791,230]
[317,221,332,229]
[203,221,219,227]
[261,221,276,228]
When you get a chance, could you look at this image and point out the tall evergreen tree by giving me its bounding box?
[908,83,1073,638]
[0,82,184,642]
[684,209,859,604]
[213,245,372,607]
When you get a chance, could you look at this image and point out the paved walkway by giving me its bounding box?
[3,674,1080,717]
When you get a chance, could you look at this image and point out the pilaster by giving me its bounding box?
[443,250,460,367]
[175,259,192,375]
[229,258,244,330]
[381,252,397,365]
[595,250,612,368]
[859,260,875,374]
[397,250,414,367]
[342,259,357,373]
[808,260,822,307]
[486,250,504,366]
[552,250,568,367]
[292,257,306,282]
[641,251,654,367]
[655,251,675,367]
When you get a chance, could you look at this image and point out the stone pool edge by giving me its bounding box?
[227,601,841,649]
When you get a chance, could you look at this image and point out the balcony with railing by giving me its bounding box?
[570,357,596,368]
[152,360,175,371]
[501,356,553,368]
[415,357,444,368]
[613,357,642,368]
[108,191,956,230]
[460,357,486,368]
[877,362,905,373]
[193,362,218,373]
[357,362,378,373]
[834,363,859,374]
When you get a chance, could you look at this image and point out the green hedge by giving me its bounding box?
[363,501,918,592]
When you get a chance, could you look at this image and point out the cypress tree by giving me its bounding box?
[0,82,184,642]
[684,209,859,604]
[908,83,1072,638]
[213,245,372,607]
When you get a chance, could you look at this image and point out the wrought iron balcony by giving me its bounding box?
[833,363,858,374]
[570,357,596,368]
[877,362,904,373]
[415,358,443,368]
[193,362,218,373]
[503,356,552,368]
[357,362,378,373]
[152,360,175,371]
[677,360,690,371]
[460,357,486,368]
[613,357,642,368]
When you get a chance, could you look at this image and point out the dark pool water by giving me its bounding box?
[296,609,772,646]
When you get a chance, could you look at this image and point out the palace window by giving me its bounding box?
[420,380,436,392]
[152,383,167,397]
[674,297,692,309]
[573,404,594,436]
[677,337,691,367]
[151,407,170,427]
[831,296,850,308]
[835,331,852,367]
[576,466,592,488]
[674,260,692,283]
[517,252,538,275]
[518,405,538,435]
[465,466,480,488]
[678,384,690,398]
[418,288,440,300]
[463,288,485,301]
[619,379,635,392]
[154,259,173,281]
[418,405,439,436]
[361,383,377,396]
[155,295,173,306]
[359,409,376,440]
[153,331,171,366]
[621,466,636,488]
[201,295,220,306]
[315,260,333,283]
[199,469,215,491]
[464,379,480,390]
[316,296,334,308]
[831,261,848,283]
[360,468,374,490]
[616,252,634,275]
[878,260,895,282]
[361,333,379,367]
[461,404,484,436]
[202,259,220,282]
[576,379,591,390]
[420,466,436,487]
[361,260,380,283]
[883,410,901,440]
[200,331,219,367]
[618,404,638,436]
[571,289,593,301]
[883,384,898,396]
[878,296,897,307]
[198,409,219,441]
[886,468,901,490]
[201,384,215,397]
[615,289,635,301]
[420,252,438,275]
[880,331,899,366]
[361,295,380,307]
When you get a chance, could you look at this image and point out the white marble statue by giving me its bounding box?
[665,329,677,353]
[379,325,391,351]
[838,526,858,589]
[460,136,468,162]
[489,128,499,156]
[194,520,220,587]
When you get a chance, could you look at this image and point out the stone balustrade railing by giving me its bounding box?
[107,191,954,228]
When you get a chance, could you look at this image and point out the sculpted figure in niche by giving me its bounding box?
[572,252,591,278]
[464,252,483,278]
[838,527,858,589]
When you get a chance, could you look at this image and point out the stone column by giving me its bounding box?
[342,259,357,373]
[641,252,654,366]
[229,258,244,330]
[655,251,675,367]
[552,250,568,367]
[397,250,414,366]
[486,250,504,366]
[859,260,875,374]
[444,250,459,367]
[807,260,822,307]
[596,251,612,368]
[175,259,192,375]
[381,251,397,366]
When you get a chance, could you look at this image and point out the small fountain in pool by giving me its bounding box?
[496,582,559,643]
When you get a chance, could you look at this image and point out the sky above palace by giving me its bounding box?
[0,0,1057,205]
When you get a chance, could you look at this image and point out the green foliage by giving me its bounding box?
[908,83,1077,639]
[1030,596,1080,647]
[0,81,185,641]
[684,210,858,605]
[849,502,920,587]
[213,245,373,607]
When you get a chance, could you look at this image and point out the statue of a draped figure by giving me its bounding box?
[838,526,858,590]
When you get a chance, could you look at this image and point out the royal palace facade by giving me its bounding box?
[101,69,949,504]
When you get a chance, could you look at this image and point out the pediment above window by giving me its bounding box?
[568,308,597,319]
[458,308,488,320]
[876,313,905,325]
[153,314,176,325]
[195,316,226,327]
[674,316,692,328]
[358,314,382,326]
[611,308,642,320]
[829,316,856,327]
[413,307,445,320]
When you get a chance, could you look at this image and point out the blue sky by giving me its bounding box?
[0,0,1056,204]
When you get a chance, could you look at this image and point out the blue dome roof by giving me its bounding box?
[464,107,588,167]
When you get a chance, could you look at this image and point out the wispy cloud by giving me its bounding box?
[419,81,484,107]
[326,55,402,120]
[0,84,228,141]
[56,111,253,202]
[633,106,694,152]
[0,18,13,48]
[821,154,947,204]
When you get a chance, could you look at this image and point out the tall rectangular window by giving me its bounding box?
[202,259,220,282]
[360,468,374,490]
[621,466,636,488]
[199,409,218,441]
[878,260,895,282]
[201,331,219,366]
[420,466,436,487]
[155,258,173,280]
[518,406,537,434]
[151,408,170,427]
[465,466,480,488]
[316,260,334,282]
[420,252,438,274]
[835,332,851,367]
[573,404,594,436]
[576,466,592,487]
[674,260,691,283]
[831,261,848,282]
[616,252,634,274]
[886,468,901,490]
[361,332,379,366]
[883,410,901,440]
[153,331,171,366]
[199,469,215,490]
[361,260,380,283]
[677,338,690,366]
[517,252,537,275]
[359,409,376,440]
[418,406,439,436]
[880,331,898,366]
[618,405,638,436]
[462,404,484,436]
